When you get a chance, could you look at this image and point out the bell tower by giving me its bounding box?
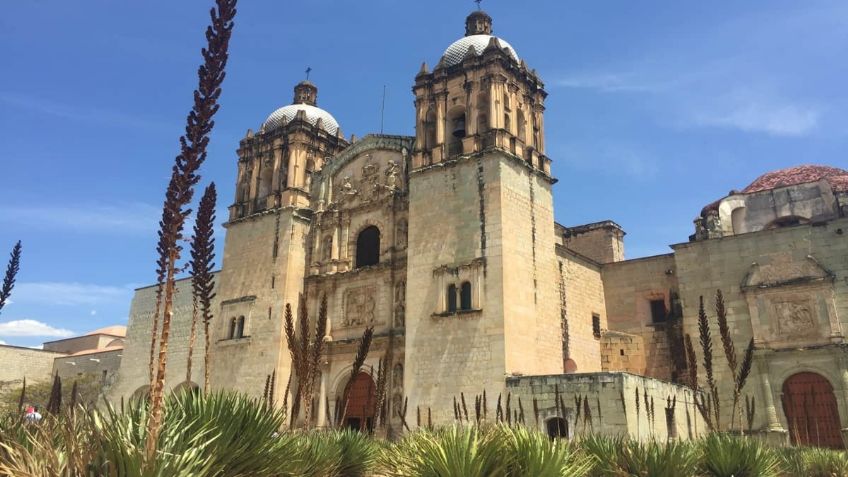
[405,10,562,423]
[411,11,549,174]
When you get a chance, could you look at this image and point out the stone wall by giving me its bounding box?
[601,253,680,381]
[506,372,707,441]
[557,247,606,373]
[672,217,848,437]
[0,345,65,394]
[109,276,211,402]
[601,331,646,375]
[53,348,123,389]
[561,221,625,264]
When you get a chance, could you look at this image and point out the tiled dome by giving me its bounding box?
[743,165,848,193]
[440,34,519,68]
[262,103,340,136]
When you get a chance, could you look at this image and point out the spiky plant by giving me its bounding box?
[497,424,592,477]
[0,240,21,316]
[301,295,329,426]
[745,394,756,434]
[187,183,217,392]
[146,0,237,459]
[700,432,782,477]
[697,295,720,429]
[16,377,26,415]
[373,357,388,428]
[715,289,756,431]
[46,374,62,415]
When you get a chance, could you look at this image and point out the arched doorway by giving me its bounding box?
[546,417,568,439]
[782,372,844,449]
[344,371,376,432]
[355,226,380,268]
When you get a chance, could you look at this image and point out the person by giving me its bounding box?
[25,405,42,423]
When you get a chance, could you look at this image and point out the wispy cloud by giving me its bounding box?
[0,202,159,235]
[0,339,6,345]
[12,282,134,307]
[690,93,820,137]
[555,72,667,94]
[0,319,74,338]
[0,92,171,131]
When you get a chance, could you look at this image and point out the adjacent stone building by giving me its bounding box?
[110,9,847,447]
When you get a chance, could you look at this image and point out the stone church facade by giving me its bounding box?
[110,10,848,447]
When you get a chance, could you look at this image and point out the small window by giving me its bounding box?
[592,313,601,339]
[235,316,246,338]
[650,299,667,324]
[355,226,380,268]
[447,284,457,313]
[228,317,237,339]
[460,282,472,310]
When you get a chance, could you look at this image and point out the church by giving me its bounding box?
[110,9,848,447]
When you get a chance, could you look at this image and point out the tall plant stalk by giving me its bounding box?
[188,183,217,391]
[715,289,755,431]
[0,240,21,316]
[145,0,236,460]
[696,295,720,429]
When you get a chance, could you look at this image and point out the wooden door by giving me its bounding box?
[344,371,376,432]
[782,372,844,449]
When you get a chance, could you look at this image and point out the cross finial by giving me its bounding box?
[474,0,482,10]
[305,66,312,81]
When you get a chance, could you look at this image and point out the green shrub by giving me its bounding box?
[700,433,783,477]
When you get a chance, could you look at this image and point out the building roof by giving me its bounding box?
[67,345,123,357]
[440,35,519,69]
[85,325,126,338]
[701,164,848,215]
[742,164,848,194]
[262,103,340,136]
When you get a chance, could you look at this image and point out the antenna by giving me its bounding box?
[380,85,386,134]
[305,66,312,81]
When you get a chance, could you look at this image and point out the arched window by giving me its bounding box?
[235,316,246,338]
[503,113,511,133]
[228,317,237,339]
[305,158,316,190]
[460,281,472,310]
[546,417,568,439]
[322,235,333,262]
[447,284,457,313]
[355,226,380,268]
[425,109,437,150]
[448,108,466,156]
[517,109,527,142]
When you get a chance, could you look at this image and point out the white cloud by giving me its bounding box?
[692,97,820,137]
[555,72,666,93]
[0,319,74,338]
[12,282,133,307]
[0,202,160,235]
[0,339,6,345]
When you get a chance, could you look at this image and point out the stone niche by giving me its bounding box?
[742,254,842,348]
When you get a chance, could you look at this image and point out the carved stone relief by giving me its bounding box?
[773,299,817,338]
[394,280,406,327]
[343,285,378,327]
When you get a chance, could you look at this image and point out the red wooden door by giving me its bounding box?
[344,371,376,432]
[782,372,844,449]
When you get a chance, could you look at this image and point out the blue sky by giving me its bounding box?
[1,1,846,346]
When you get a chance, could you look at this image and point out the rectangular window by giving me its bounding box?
[592,313,601,339]
[650,299,667,324]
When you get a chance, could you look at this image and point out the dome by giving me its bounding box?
[440,35,519,69]
[262,103,340,136]
[742,165,848,193]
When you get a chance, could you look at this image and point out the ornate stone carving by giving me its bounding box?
[385,160,401,192]
[392,363,404,393]
[343,285,377,327]
[774,299,816,338]
[339,176,358,198]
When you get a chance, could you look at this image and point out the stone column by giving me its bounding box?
[271,146,283,194]
[317,366,329,427]
[756,352,788,445]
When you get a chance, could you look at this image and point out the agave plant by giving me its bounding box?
[582,434,699,477]
[782,446,848,477]
[377,425,509,477]
[494,424,592,477]
[700,433,783,477]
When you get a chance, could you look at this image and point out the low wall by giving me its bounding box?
[506,372,708,441]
